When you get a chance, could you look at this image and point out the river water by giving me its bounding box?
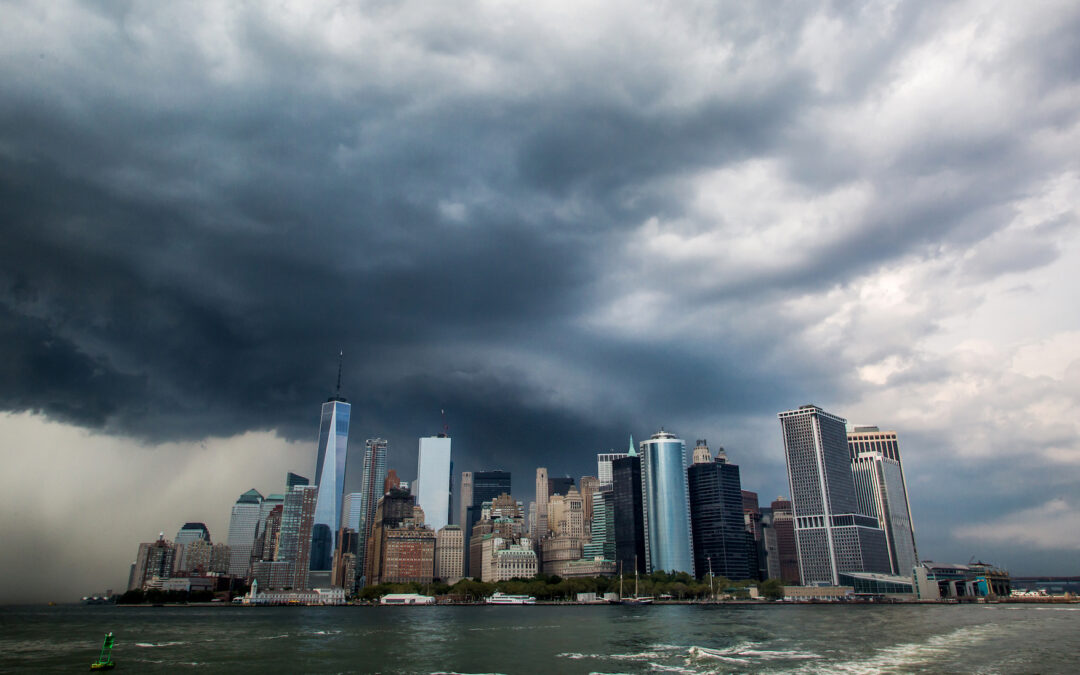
[2,603,1078,673]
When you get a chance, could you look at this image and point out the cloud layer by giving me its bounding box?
[1,0,1079,599]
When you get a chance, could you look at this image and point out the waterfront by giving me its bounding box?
[2,603,1079,673]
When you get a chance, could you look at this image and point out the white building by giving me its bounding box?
[848,427,919,577]
[435,524,464,584]
[415,435,452,532]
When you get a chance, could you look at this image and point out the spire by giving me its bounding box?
[336,350,343,397]
[627,433,636,457]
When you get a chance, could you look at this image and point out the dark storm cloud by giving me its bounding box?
[2,0,1080,587]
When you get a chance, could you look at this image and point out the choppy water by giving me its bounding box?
[2,603,1078,673]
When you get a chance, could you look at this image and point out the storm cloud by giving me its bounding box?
[1,0,1079,600]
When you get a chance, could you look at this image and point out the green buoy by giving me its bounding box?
[90,632,115,671]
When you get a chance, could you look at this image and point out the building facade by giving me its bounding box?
[435,524,464,584]
[463,470,512,574]
[311,397,351,575]
[687,446,752,581]
[226,489,264,578]
[848,427,918,576]
[770,497,800,583]
[356,437,388,584]
[612,454,646,574]
[639,430,695,575]
[276,484,318,590]
[778,405,891,585]
[415,435,453,532]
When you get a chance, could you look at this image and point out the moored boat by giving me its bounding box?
[486,592,536,605]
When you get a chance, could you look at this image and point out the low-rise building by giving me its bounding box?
[782,585,854,601]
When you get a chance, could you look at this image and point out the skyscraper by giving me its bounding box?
[277,484,318,590]
[583,487,615,561]
[597,450,628,490]
[848,426,919,576]
[226,489,263,578]
[534,467,549,537]
[639,430,694,575]
[286,472,309,491]
[687,444,752,581]
[548,475,575,497]
[459,471,473,527]
[778,405,891,585]
[175,522,210,546]
[463,470,511,574]
[356,438,388,585]
[435,524,465,584]
[770,497,800,584]
[415,435,453,532]
[612,452,645,574]
[311,392,351,575]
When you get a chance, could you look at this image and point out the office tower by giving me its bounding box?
[384,468,400,492]
[468,494,526,578]
[435,524,465,584]
[226,489,264,577]
[778,405,891,585]
[535,467,549,537]
[354,438,388,584]
[175,523,210,546]
[770,497,800,583]
[259,505,284,562]
[639,430,695,575]
[459,471,473,527]
[311,389,351,575]
[252,494,284,562]
[687,444,752,581]
[286,472,309,490]
[579,476,598,529]
[378,524,435,584]
[277,485,318,590]
[177,538,213,574]
[547,486,585,537]
[597,451,628,490]
[548,475,575,497]
[692,440,712,465]
[848,427,919,576]
[584,488,615,561]
[130,534,175,590]
[463,470,512,573]
[365,487,418,584]
[210,543,231,574]
[612,452,646,574]
[762,516,781,580]
[342,493,364,531]
[416,435,453,532]
[742,490,767,580]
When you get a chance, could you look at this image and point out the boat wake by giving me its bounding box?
[134,641,187,648]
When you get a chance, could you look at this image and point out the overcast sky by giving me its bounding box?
[1,0,1078,602]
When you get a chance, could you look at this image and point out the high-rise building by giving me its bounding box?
[468,494,526,578]
[435,524,465,584]
[639,430,694,575]
[226,489,264,578]
[687,445,752,581]
[692,440,712,465]
[597,449,629,490]
[277,485,318,590]
[464,470,511,574]
[579,476,598,529]
[130,534,175,590]
[311,392,351,575]
[355,438,388,585]
[848,427,919,576]
[175,523,210,546]
[583,488,615,561]
[286,472,309,490]
[770,497,799,583]
[612,453,646,574]
[459,471,473,527]
[548,475,575,497]
[415,435,453,532]
[365,487,420,584]
[742,490,768,580]
[252,494,285,563]
[778,405,891,585]
[534,467,549,537]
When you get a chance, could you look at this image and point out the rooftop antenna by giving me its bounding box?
[336,350,343,397]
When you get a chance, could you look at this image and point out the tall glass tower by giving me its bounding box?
[415,435,453,532]
[848,426,918,576]
[310,395,351,573]
[639,430,695,575]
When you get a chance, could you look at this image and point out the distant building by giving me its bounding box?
[579,476,598,529]
[459,471,473,528]
[481,536,538,582]
[687,444,753,581]
[415,435,453,532]
[286,472,309,490]
[584,488,615,561]
[534,467,549,538]
[435,525,464,584]
[463,470,512,574]
[311,394,351,577]
[770,498,799,584]
[356,438,388,585]
[914,561,1010,599]
[548,475,575,497]
[541,534,584,576]
[742,490,767,580]
[597,448,629,490]
[640,430,694,575]
[691,440,712,465]
[378,523,436,585]
[612,452,646,574]
[468,494,526,578]
[175,523,210,546]
[226,489,264,578]
[210,543,231,574]
[131,534,175,591]
[778,405,890,585]
[365,487,418,584]
[277,485,318,590]
[250,560,295,590]
[176,538,213,575]
[848,427,919,576]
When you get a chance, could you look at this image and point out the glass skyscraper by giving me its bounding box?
[612,453,646,574]
[226,489,264,578]
[415,435,453,532]
[356,438,387,585]
[311,397,351,573]
[848,426,919,576]
[639,430,695,575]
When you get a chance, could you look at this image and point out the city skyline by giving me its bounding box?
[2,1,1079,603]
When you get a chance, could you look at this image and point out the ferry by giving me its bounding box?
[486,592,536,605]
